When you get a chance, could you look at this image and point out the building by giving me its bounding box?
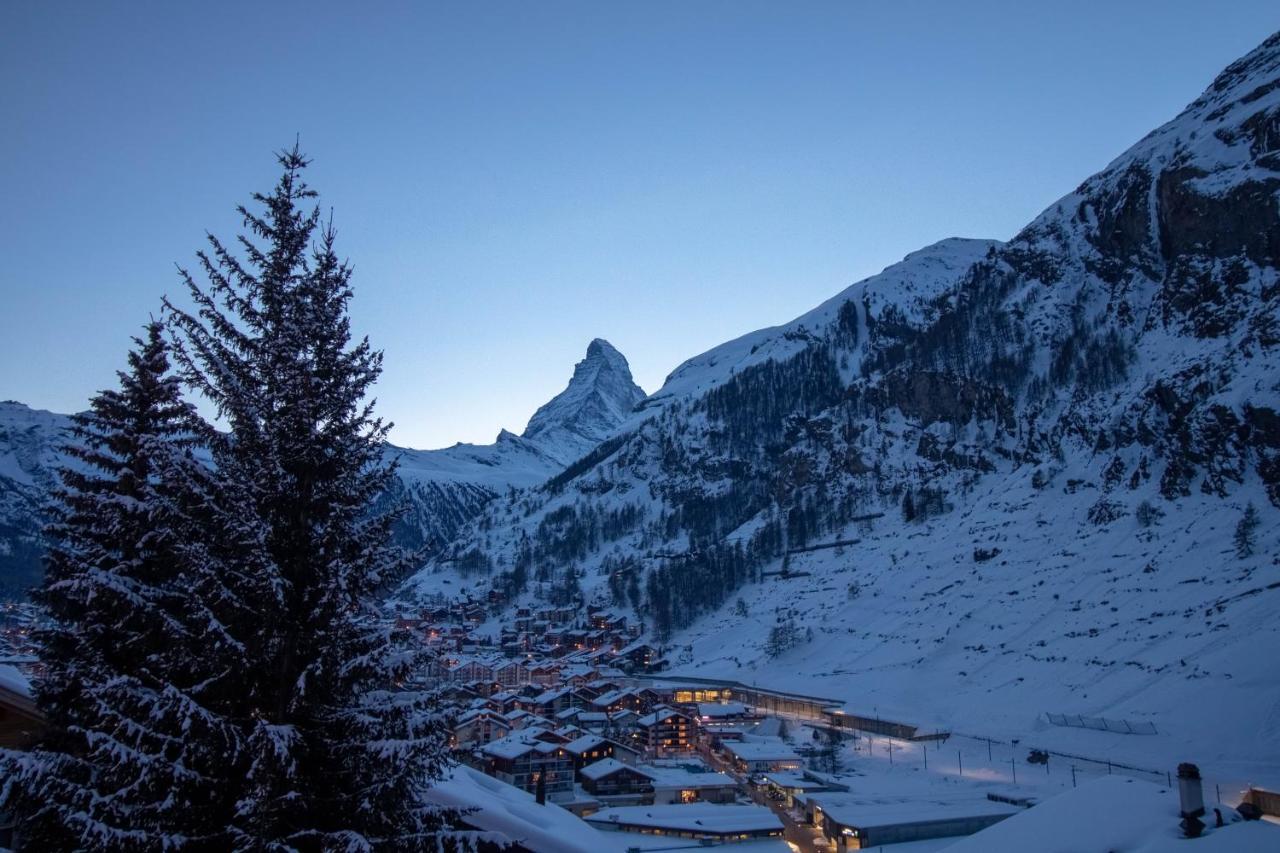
[480,735,574,802]
[760,770,847,808]
[637,707,696,756]
[618,641,662,673]
[808,794,1018,850]
[643,764,738,805]
[723,738,802,774]
[579,758,655,802]
[494,660,531,687]
[453,708,513,747]
[585,803,784,843]
[564,734,641,773]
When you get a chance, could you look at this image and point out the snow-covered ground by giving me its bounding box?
[664,470,1280,798]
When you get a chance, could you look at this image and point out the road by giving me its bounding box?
[746,782,831,853]
[698,744,831,853]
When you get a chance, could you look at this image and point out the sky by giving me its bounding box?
[2,2,1277,450]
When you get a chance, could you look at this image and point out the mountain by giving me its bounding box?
[523,338,649,465]
[0,339,647,595]
[0,402,75,598]
[406,33,1280,782]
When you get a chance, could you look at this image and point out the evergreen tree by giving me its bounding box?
[0,323,246,849]
[165,147,454,849]
[1234,502,1260,558]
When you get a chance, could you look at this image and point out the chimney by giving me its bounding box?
[1177,763,1205,818]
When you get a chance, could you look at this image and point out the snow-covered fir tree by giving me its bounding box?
[165,146,457,849]
[0,323,248,849]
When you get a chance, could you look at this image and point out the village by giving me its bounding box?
[386,596,1280,852]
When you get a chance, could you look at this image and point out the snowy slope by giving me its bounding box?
[647,237,996,412]
[406,31,1280,789]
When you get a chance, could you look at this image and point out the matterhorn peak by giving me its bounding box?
[520,339,647,464]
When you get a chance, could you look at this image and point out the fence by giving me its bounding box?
[1045,712,1157,735]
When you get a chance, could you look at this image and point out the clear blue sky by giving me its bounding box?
[2,3,1276,449]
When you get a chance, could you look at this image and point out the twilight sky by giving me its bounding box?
[2,2,1277,449]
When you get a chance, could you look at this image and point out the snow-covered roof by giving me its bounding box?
[481,736,538,760]
[636,707,687,727]
[723,739,801,761]
[640,765,735,790]
[564,734,607,754]
[943,776,1276,853]
[697,701,748,718]
[759,770,842,791]
[580,758,648,782]
[808,791,1016,828]
[455,707,503,726]
[584,803,783,835]
[533,687,572,704]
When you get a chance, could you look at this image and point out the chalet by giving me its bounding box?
[480,735,574,802]
[531,686,577,717]
[579,758,654,802]
[608,708,640,733]
[529,663,560,686]
[488,690,525,715]
[574,711,610,731]
[423,606,451,623]
[643,763,738,805]
[553,724,587,742]
[493,660,530,687]
[453,708,512,747]
[438,684,482,706]
[590,688,640,714]
[449,659,495,683]
[636,707,696,756]
[562,665,599,687]
[564,734,641,773]
[526,727,570,745]
[502,709,535,729]
[618,641,662,673]
[394,616,425,632]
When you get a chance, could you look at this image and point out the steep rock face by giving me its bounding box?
[406,33,1280,776]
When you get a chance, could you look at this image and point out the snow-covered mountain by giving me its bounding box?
[0,339,647,594]
[0,402,75,598]
[407,33,1280,783]
[523,338,649,465]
